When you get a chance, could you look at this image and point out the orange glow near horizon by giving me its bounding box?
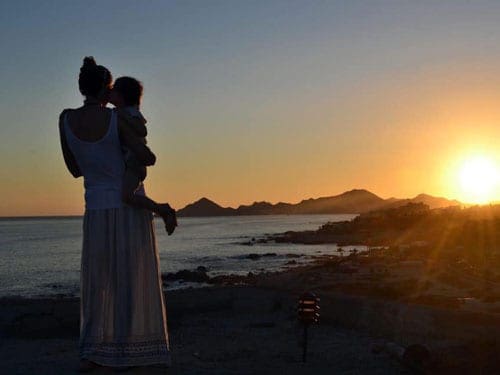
[2,60,500,216]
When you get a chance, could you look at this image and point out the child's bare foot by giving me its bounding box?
[158,204,177,235]
[165,214,177,235]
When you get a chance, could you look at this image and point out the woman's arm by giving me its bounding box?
[117,118,156,166]
[58,110,82,178]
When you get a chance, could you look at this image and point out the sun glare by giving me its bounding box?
[458,156,499,204]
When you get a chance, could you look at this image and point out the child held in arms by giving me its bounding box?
[110,76,177,235]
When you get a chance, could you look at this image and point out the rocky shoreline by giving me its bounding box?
[161,252,307,287]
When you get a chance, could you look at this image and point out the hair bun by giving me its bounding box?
[81,56,97,72]
[78,56,112,97]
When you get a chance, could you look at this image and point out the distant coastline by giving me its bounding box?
[177,189,461,217]
[1,188,463,219]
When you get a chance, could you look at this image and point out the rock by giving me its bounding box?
[286,253,302,258]
[209,274,248,285]
[163,269,210,283]
[197,266,208,273]
[285,260,297,265]
[246,252,276,260]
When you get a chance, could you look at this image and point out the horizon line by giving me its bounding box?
[3,189,496,219]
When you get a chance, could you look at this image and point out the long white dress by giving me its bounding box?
[64,110,170,367]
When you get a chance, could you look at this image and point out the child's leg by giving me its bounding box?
[122,169,178,235]
[122,169,161,213]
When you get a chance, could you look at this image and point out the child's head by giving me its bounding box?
[110,76,143,108]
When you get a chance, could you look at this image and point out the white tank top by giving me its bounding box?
[64,110,125,210]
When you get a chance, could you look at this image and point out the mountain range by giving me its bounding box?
[177,189,461,217]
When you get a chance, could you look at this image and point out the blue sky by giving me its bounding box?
[1,1,500,215]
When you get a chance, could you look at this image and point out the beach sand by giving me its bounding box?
[0,286,401,374]
[3,254,500,374]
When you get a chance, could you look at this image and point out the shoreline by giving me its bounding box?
[5,246,500,311]
[0,214,350,299]
[0,250,338,299]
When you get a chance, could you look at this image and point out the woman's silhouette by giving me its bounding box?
[59,57,170,371]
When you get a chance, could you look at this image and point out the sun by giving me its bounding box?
[458,156,499,204]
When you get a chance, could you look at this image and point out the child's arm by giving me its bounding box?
[117,117,156,166]
[116,108,147,138]
[58,109,82,178]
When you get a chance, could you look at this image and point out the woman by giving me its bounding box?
[59,57,171,371]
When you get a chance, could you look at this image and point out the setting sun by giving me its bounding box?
[458,156,499,204]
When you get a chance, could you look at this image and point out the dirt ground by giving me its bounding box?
[0,287,402,375]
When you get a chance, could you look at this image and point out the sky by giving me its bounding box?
[1,0,500,216]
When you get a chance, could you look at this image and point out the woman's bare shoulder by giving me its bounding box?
[59,106,111,125]
[58,108,75,130]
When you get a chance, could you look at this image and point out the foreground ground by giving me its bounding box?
[0,324,401,374]
[4,240,500,374]
[0,287,401,375]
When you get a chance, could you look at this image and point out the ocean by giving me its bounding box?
[0,214,362,297]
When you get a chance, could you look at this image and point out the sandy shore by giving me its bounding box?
[3,254,500,374]
[1,285,402,375]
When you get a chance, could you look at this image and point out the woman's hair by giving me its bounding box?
[78,56,112,97]
[113,76,143,106]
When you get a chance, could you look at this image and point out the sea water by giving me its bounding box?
[0,214,362,297]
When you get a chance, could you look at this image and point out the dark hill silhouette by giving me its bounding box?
[236,201,278,215]
[384,193,461,210]
[177,189,461,217]
[177,197,235,217]
[411,193,461,208]
[291,189,385,214]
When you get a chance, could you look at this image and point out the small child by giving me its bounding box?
[110,76,177,235]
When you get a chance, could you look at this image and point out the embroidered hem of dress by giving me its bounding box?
[80,339,171,367]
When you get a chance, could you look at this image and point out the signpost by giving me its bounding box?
[297,292,320,362]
